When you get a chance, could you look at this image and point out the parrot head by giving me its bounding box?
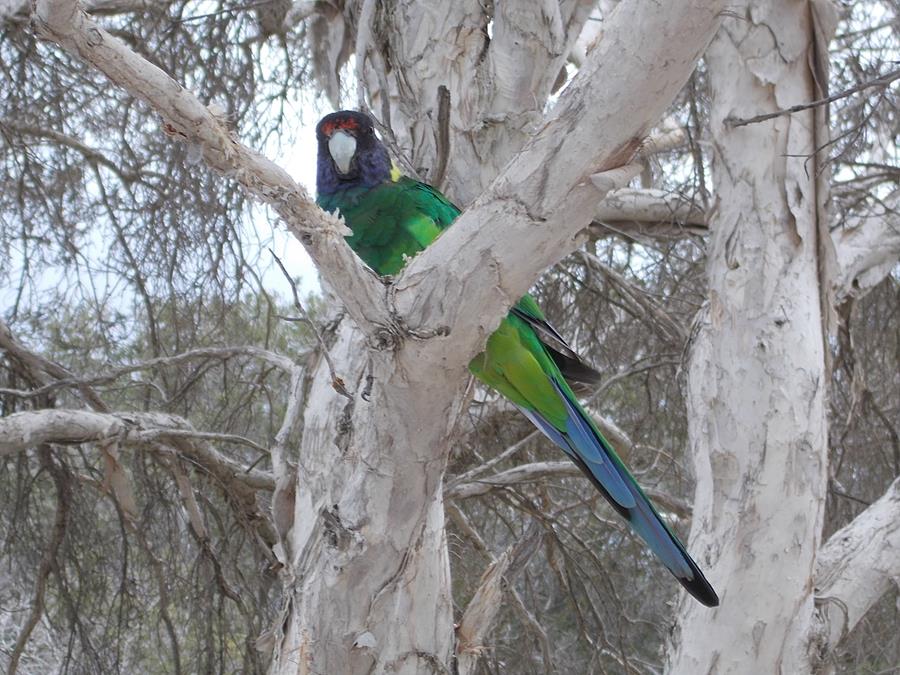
[316,110,391,194]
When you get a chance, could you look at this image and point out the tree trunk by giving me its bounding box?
[360,0,595,204]
[269,320,461,674]
[265,2,724,672]
[668,1,837,673]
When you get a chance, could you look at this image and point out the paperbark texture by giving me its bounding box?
[5,0,900,672]
[667,2,854,673]
[270,3,725,671]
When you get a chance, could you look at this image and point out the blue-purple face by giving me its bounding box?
[316,111,391,192]
[316,111,376,178]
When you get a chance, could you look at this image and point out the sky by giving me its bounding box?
[254,93,328,299]
[0,96,329,319]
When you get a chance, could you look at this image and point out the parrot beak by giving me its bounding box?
[328,130,357,175]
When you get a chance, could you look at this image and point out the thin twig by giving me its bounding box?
[132,428,270,455]
[0,346,296,399]
[269,249,352,399]
[725,66,900,128]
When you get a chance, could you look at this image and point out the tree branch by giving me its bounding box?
[832,190,900,303]
[0,409,275,491]
[445,460,690,520]
[725,66,900,128]
[394,0,726,376]
[0,318,108,411]
[590,187,708,240]
[814,475,900,657]
[33,0,390,337]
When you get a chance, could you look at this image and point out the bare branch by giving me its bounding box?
[591,187,708,239]
[394,0,726,374]
[832,190,900,303]
[446,460,690,520]
[131,427,269,455]
[640,124,690,157]
[725,66,900,128]
[0,409,275,491]
[447,461,580,500]
[447,427,542,492]
[814,476,900,657]
[0,318,108,411]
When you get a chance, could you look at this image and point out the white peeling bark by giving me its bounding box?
[270,320,458,674]
[33,0,725,671]
[595,188,707,231]
[668,2,841,674]
[274,2,724,670]
[396,0,726,377]
[813,476,900,671]
[832,190,900,303]
[368,0,595,204]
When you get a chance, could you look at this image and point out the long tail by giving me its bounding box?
[518,381,719,607]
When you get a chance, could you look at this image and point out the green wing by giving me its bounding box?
[318,176,458,276]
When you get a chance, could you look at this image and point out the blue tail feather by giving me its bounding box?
[627,488,694,579]
[514,402,635,509]
[554,386,637,510]
[521,378,719,607]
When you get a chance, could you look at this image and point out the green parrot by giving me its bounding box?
[315,110,718,607]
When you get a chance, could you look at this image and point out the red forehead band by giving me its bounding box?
[321,118,360,136]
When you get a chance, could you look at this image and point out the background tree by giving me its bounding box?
[1,0,898,674]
